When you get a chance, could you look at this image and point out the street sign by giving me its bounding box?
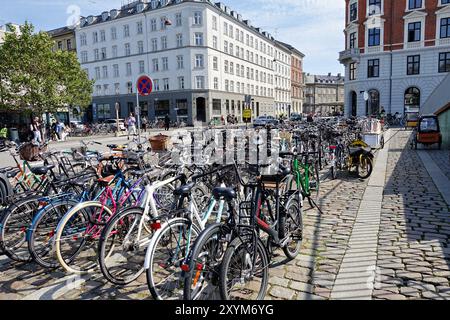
[243,108,252,122]
[137,75,153,97]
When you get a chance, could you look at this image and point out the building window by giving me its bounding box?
[225,80,229,91]
[163,78,169,91]
[176,13,182,26]
[139,61,145,74]
[349,62,357,80]
[124,25,130,37]
[193,12,202,25]
[214,77,219,90]
[176,34,183,47]
[196,76,205,89]
[439,52,450,72]
[368,59,380,78]
[113,64,119,77]
[407,55,420,75]
[67,39,72,50]
[178,77,185,90]
[114,83,120,95]
[151,38,158,51]
[111,27,117,40]
[368,0,381,16]
[93,32,98,43]
[195,33,203,46]
[94,49,99,61]
[195,54,204,68]
[95,67,101,80]
[100,30,106,42]
[368,28,380,46]
[213,36,218,49]
[127,82,133,94]
[138,41,144,54]
[404,87,420,113]
[151,19,157,31]
[349,32,357,49]
[441,18,450,39]
[408,0,422,10]
[162,57,168,71]
[213,57,218,70]
[153,79,160,91]
[80,33,87,46]
[101,47,107,60]
[112,45,118,58]
[212,16,217,30]
[224,60,229,73]
[125,43,131,56]
[126,62,132,76]
[408,22,421,42]
[81,51,88,63]
[177,55,184,69]
[153,59,159,72]
[161,36,167,49]
[350,2,358,21]
[137,21,143,34]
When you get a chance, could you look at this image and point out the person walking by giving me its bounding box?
[30,116,42,146]
[142,116,148,133]
[127,113,137,140]
[164,114,170,131]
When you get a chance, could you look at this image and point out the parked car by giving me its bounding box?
[104,119,126,131]
[412,115,442,150]
[70,121,85,131]
[290,113,303,122]
[253,116,279,128]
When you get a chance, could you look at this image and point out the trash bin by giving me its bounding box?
[9,128,19,143]
[149,134,170,151]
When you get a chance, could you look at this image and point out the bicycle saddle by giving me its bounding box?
[30,165,55,176]
[173,182,195,196]
[98,175,115,186]
[212,187,237,201]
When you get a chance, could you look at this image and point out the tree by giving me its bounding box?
[0,22,93,115]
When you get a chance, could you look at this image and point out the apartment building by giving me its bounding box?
[76,0,300,125]
[0,23,21,45]
[48,26,77,52]
[339,0,450,117]
[303,73,345,116]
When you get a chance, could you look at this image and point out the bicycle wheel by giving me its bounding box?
[184,224,228,300]
[357,155,373,180]
[145,217,202,300]
[219,236,269,300]
[28,198,79,268]
[308,161,320,208]
[54,201,114,274]
[0,195,42,262]
[98,207,154,285]
[281,197,303,260]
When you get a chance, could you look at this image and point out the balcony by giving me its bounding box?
[438,38,450,46]
[339,48,361,63]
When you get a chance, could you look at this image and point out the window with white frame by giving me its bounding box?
[195,33,203,46]
[176,34,183,47]
[195,54,204,68]
[139,61,145,74]
[178,76,185,89]
[196,76,205,89]
[193,12,202,25]
[177,55,184,69]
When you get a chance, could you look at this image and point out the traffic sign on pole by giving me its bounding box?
[137,75,153,97]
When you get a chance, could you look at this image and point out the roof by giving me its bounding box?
[421,73,450,116]
[47,26,74,37]
[435,102,450,116]
[275,41,305,57]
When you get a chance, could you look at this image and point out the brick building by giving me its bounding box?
[339,0,450,117]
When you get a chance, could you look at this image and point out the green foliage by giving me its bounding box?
[0,22,93,114]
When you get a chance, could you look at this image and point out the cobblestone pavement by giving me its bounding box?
[373,130,450,300]
[0,129,449,300]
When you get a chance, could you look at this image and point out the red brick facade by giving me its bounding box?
[345,0,447,51]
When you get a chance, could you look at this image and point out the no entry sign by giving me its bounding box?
[137,75,153,96]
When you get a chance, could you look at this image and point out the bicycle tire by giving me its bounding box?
[357,155,373,180]
[183,223,228,300]
[219,236,269,300]
[280,197,303,260]
[0,195,42,262]
[145,217,202,300]
[98,207,154,285]
[28,198,79,268]
[308,161,320,208]
[54,201,114,274]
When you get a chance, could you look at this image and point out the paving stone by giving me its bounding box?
[268,276,289,287]
[269,286,295,300]
[289,281,313,293]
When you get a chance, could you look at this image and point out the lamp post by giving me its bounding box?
[115,102,120,137]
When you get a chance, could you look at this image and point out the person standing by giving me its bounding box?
[164,114,170,131]
[127,113,137,140]
[30,116,42,146]
[142,116,148,133]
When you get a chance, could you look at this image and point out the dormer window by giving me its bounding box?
[137,3,144,12]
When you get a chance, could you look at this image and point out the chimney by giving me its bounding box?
[328,72,331,77]
[337,73,341,77]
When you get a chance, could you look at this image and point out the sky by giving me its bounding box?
[0,0,346,75]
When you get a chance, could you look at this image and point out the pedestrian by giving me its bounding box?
[164,114,170,131]
[307,113,314,123]
[142,116,148,132]
[51,120,57,141]
[30,116,42,146]
[127,113,137,140]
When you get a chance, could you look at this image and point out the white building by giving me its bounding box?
[0,23,21,45]
[274,41,292,116]
[76,0,300,125]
